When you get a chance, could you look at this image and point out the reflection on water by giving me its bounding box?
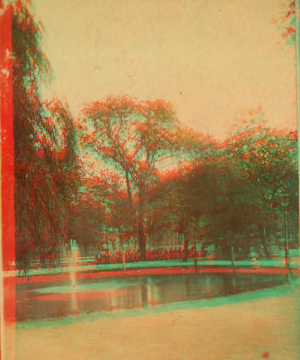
[141,277,148,308]
[15,273,285,322]
[71,289,79,316]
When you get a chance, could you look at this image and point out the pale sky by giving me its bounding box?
[33,0,297,140]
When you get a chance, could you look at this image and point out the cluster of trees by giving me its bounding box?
[77,105,298,264]
[6,0,298,270]
[148,117,298,260]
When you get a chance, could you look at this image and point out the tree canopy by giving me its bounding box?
[11,1,79,269]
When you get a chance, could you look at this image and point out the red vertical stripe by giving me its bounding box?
[1,3,16,358]
[1,0,15,329]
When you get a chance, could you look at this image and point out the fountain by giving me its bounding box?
[69,239,78,289]
[69,239,79,315]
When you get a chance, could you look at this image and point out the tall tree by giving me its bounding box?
[80,95,180,260]
[146,169,191,258]
[12,1,79,269]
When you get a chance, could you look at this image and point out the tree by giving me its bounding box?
[80,95,180,260]
[11,1,79,269]
[146,168,191,258]
[147,160,222,262]
[201,166,270,271]
[68,192,105,256]
[144,127,218,260]
[278,0,296,45]
[222,115,298,248]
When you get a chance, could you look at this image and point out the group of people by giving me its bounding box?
[95,247,214,265]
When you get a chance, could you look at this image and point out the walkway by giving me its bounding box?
[3,256,300,279]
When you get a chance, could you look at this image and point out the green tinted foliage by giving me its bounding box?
[12,1,79,269]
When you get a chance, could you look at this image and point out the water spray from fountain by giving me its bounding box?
[69,239,79,291]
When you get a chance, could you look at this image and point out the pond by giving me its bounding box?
[15,272,285,322]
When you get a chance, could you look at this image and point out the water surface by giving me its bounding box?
[15,272,285,322]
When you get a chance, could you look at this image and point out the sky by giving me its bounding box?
[33,0,297,140]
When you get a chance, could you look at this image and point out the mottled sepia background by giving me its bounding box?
[34,0,297,137]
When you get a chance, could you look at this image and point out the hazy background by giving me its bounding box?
[33,0,297,140]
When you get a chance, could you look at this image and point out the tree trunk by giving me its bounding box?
[125,171,133,207]
[193,229,198,273]
[137,185,147,261]
[198,239,203,274]
[125,170,143,258]
[183,232,189,262]
[231,245,236,275]
[230,241,237,293]
[137,213,147,260]
[121,239,126,274]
